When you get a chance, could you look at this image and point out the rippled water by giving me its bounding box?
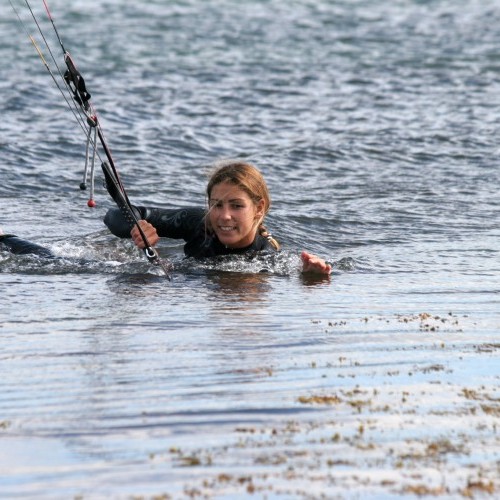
[1,0,499,498]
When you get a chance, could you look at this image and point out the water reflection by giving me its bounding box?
[205,271,272,306]
[205,270,275,336]
[300,273,332,287]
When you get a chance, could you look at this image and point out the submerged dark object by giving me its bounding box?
[0,234,55,259]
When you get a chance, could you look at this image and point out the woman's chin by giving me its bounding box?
[216,232,250,249]
[216,232,237,247]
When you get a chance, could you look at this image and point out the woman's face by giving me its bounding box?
[208,181,264,248]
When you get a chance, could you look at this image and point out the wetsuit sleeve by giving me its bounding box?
[104,206,206,241]
[103,206,143,237]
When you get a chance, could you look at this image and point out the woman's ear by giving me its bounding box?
[255,199,265,219]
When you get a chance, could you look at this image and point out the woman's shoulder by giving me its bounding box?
[146,206,206,233]
[146,206,205,224]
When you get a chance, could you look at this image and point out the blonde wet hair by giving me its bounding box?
[206,160,280,250]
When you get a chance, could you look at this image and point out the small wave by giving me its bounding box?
[179,252,300,276]
[178,252,357,277]
[332,256,356,272]
[1,233,354,277]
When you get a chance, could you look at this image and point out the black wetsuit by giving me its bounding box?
[104,206,277,258]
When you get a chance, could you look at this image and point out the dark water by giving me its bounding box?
[1,1,499,498]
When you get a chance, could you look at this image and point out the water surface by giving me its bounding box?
[1,0,499,498]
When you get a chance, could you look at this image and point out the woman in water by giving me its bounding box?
[1,161,331,275]
[104,161,331,275]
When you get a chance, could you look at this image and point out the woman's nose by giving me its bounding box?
[219,204,231,219]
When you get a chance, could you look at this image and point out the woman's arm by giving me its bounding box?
[104,206,205,240]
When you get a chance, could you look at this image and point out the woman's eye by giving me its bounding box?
[210,201,245,209]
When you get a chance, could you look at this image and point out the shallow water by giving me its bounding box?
[1,0,499,498]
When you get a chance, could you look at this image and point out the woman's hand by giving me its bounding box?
[130,220,159,249]
[301,251,332,275]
